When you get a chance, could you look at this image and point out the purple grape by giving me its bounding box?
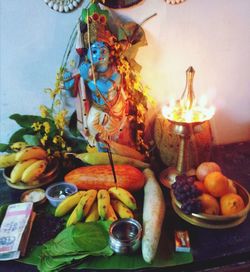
[172,174,203,214]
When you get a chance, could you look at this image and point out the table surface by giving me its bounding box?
[1,141,250,272]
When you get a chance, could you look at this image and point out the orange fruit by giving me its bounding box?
[204,171,229,197]
[227,179,237,194]
[220,193,245,216]
[198,193,220,215]
[196,162,221,181]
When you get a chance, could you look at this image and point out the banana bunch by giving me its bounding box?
[0,146,49,184]
[55,187,137,227]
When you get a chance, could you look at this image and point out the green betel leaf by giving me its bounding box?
[31,221,113,271]
[23,135,40,146]
[72,222,111,252]
[9,128,34,144]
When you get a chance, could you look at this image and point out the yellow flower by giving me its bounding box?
[31,122,42,131]
[54,99,61,106]
[40,134,48,146]
[61,141,66,149]
[52,135,67,150]
[133,81,141,91]
[39,105,49,118]
[54,110,68,130]
[52,136,59,144]
[50,89,57,99]
[43,122,51,134]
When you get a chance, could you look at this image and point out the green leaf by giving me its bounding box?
[0,204,8,224]
[9,114,46,128]
[66,137,88,153]
[9,128,34,144]
[21,221,113,271]
[23,135,40,146]
[72,222,111,252]
[0,143,9,152]
[68,111,81,137]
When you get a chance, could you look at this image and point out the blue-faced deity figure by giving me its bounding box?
[64,40,127,150]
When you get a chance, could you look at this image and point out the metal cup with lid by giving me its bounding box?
[109,218,142,254]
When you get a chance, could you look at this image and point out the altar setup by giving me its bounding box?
[0,1,250,271]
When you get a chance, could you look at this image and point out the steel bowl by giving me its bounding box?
[109,218,142,254]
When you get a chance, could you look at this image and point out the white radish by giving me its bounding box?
[142,168,166,263]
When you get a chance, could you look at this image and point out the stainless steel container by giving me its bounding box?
[109,218,142,254]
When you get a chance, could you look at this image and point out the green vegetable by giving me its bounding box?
[34,221,113,271]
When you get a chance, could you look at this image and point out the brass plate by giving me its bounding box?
[171,181,250,222]
[172,201,248,229]
[3,158,59,190]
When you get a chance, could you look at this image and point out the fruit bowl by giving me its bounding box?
[171,181,250,228]
[3,157,59,190]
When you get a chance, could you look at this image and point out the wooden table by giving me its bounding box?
[1,141,250,271]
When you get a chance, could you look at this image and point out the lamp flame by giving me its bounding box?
[162,67,215,123]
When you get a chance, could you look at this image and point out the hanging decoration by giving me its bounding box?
[43,0,83,13]
[165,0,186,4]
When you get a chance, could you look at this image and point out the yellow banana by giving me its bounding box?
[105,204,118,222]
[55,191,85,217]
[0,153,17,168]
[85,201,99,222]
[10,159,37,183]
[16,146,47,162]
[10,141,28,151]
[108,187,137,211]
[97,189,110,220]
[21,159,48,183]
[82,190,97,217]
[66,191,92,227]
[76,152,149,169]
[111,199,134,219]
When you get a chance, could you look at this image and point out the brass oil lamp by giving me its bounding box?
[162,66,215,185]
